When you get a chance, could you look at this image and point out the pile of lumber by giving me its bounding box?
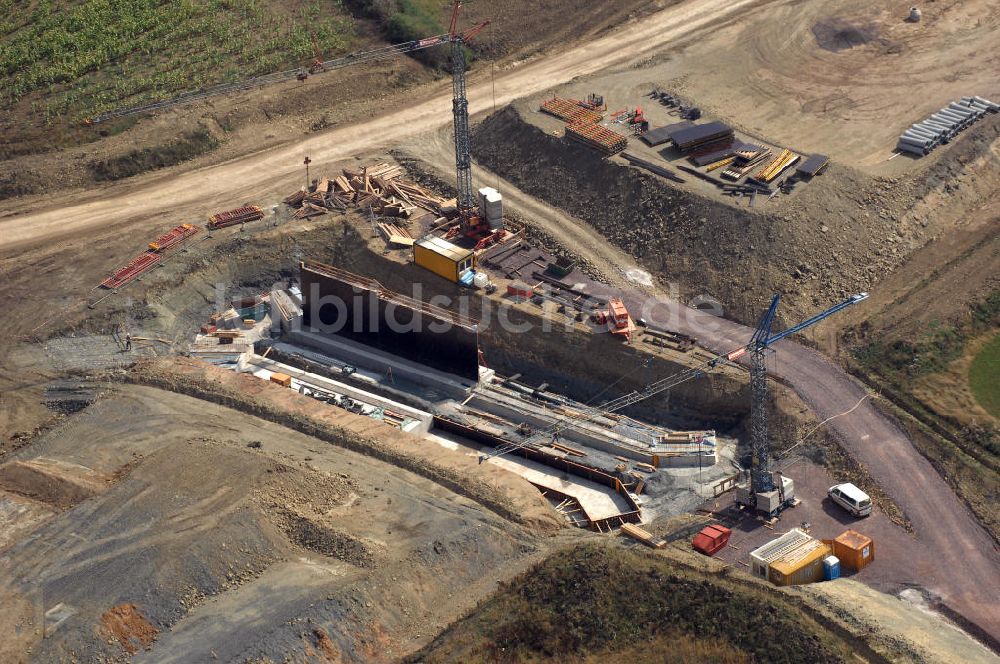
[620,523,666,548]
[377,222,415,247]
[720,145,772,181]
[282,162,451,221]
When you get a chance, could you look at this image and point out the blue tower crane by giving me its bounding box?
[479,292,869,518]
[727,292,869,514]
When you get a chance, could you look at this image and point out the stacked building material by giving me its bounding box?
[754,149,800,183]
[639,120,692,147]
[720,145,772,181]
[688,139,739,166]
[795,154,830,178]
[100,253,162,289]
[478,187,504,229]
[565,120,628,155]
[540,97,604,124]
[148,223,199,252]
[282,162,450,222]
[668,120,734,153]
[897,96,998,156]
[99,223,205,289]
[208,205,264,229]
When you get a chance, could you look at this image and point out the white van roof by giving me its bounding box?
[837,483,870,502]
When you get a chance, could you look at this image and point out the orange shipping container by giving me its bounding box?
[831,530,874,572]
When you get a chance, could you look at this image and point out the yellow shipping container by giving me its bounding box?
[768,539,832,586]
[413,236,474,283]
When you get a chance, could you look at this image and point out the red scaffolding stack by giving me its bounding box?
[100,253,162,289]
[148,223,200,252]
[208,205,264,229]
[565,121,628,155]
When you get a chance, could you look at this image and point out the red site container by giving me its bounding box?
[692,524,732,556]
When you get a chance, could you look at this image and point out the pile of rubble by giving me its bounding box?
[282,162,453,221]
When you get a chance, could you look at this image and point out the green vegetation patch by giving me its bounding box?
[409,544,856,664]
[970,333,1000,419]
[351,0,458,68]
[853,290,1000,380]
[88,129,218,180]
[0,0,356,123]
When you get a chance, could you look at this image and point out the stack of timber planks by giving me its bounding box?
[540,97,604,124]
[282,162,451,224]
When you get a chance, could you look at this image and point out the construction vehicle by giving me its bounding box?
[479,292,870,503]
[580,93,605,110]
[591,297,635,341]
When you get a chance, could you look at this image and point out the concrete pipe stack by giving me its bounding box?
[897,96,999,156]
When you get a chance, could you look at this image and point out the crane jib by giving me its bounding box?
[479,292,869,463]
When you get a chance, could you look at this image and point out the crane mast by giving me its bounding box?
[448,15,474,217]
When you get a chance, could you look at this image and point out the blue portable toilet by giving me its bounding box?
[823,555,841,581]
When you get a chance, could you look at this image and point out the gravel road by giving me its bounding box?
[425,151,1000,640]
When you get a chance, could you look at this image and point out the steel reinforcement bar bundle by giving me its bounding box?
[897,96,999,156]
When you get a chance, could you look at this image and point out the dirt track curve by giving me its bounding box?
[531,180,1000,639]
[403,137,1000,640]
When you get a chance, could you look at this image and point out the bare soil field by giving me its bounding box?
[659,0,1000,171]
[0,385,555,663]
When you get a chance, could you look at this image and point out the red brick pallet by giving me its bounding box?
[566,121,627,154]
[208,205,264,229]
[148,223,200,252]
[100,252,162,289]
[540,97,603,125]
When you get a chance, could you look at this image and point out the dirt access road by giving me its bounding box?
[401,138,1000,640]
[0,0,764,252]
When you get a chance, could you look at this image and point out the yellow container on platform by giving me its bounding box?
[413,236,474,283]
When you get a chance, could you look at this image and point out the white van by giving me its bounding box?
[827,483,872,517]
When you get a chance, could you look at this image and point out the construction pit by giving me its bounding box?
[192,257,742,533]
[3,155,999,659]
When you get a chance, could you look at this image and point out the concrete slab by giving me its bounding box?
[487,455,632,522]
